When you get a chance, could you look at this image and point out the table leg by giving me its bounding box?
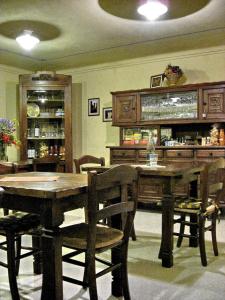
[159,178,174,268]
[32,236,42,274]
[41,228,63,300]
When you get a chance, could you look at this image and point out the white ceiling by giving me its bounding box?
[0,0,224,71]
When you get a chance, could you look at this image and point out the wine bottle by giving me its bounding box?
[34,121,40,137]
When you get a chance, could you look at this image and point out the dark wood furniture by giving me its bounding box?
[33,156,61,172]
[80,163,203,268]
[62,165,138,300]
[74,155,105,174]
[109,81,225,205]
[173,158,225,266]
[0,188,40,300]
[19,72,73,172]
[0,172,87,300]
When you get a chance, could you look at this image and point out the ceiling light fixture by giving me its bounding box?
[16,30,40,50]
[137,0,168,21]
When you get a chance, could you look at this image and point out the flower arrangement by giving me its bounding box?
[163,64,183,85]
[0,118,20,146]
[164,64,183,77]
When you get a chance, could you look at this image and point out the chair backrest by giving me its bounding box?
[200,158,225,211]
[87,165,138,245]
[0,162,15,174]
[74,155,105,174]
[32,156,61,172]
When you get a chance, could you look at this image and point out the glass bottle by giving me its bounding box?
[146,133,158,166]
[34,121,40,137]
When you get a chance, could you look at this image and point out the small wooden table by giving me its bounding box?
[0,172,88,300]
[83,163,203,268]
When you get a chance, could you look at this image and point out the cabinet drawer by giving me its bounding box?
[138,150,163,158]
[196,149,225,158]
[111,149,136,158]
[165,149,194,158]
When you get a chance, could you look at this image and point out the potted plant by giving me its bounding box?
[0,118,20,160]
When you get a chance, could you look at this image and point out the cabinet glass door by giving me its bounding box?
[26,88,65,159]
[140,90,198,121]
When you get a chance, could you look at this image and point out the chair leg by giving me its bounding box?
[130,224,136,241]
[176,213,185,248]
[6,231,20,300]
[87,252,98,300]
[211,212,218,256]
[199,216,207,266]
[121,244,131,300]
[15,235,22,276]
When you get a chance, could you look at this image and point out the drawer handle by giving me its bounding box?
[209,152,213,156]
[177,152,181,156]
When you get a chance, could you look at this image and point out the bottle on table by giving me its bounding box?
[146,133,158,166]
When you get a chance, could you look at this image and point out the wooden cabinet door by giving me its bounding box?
[112,93,137,124]
[202,88,225,119]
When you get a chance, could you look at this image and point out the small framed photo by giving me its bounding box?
[103,107,112,122]
[150,74,163,88]
[88,98,100,116]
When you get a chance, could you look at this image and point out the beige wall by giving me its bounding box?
[0,65,28,161]
[63,46,225,164]
[1,46,225,164]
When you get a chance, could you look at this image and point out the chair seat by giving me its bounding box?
[0,211,40,232]
[174,197,217,215]
[63,223,123,250]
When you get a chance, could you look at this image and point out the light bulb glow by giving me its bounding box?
[16,30,40,50]
[137,0,168,21]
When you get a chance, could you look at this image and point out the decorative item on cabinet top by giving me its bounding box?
[163,64,183,86]
[150,74,163,88]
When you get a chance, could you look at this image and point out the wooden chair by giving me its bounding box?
[74,155,105,174]
[74,155,137,241]
[33,156,61,172]
[0,187,41,300]
[61,165,138,300]
[173,158,225,266]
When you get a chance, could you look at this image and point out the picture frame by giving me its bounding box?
[88,98,100,116]
[103,107,112,122]
[150,74,163,88]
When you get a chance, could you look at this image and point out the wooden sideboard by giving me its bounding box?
[109,81,225,206]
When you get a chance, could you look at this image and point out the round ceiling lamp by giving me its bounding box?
[98,0,210,21]
[16,30,40,50]
[137,0,168,21]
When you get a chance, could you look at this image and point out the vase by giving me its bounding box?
[166,73,181,86]
[0,142,7,161]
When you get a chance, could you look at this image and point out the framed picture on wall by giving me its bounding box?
[103,107,112,122]
[88,98,100,116]
[150,74,163,88]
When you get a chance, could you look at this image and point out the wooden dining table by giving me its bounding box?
[0,172,89,300]
[82,163,204,268]
[0,165,203,299]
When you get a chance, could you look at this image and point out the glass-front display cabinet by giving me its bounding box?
[19,72,72,172]
[140,90,198,121]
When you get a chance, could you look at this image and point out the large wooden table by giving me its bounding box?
[0,165,203,299]
[0,172,88,300]
[82,163,203,267]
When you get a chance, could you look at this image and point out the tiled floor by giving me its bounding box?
[0,209,225,300]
